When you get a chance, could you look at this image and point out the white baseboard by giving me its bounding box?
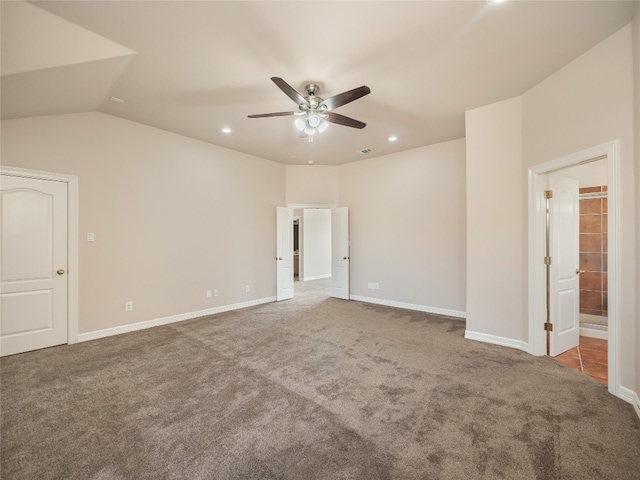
[464,330,529,353]
[78,296,276,343]
[579,326,608,340]
[617,386,634,404]
[618,386,640,420]
[302,274,331,281]
[349,294,466,319]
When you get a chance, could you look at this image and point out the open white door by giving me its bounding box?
[276,207,294,301]
[331,207,349,300]
[1,175,68,356]
[549,175,580,356]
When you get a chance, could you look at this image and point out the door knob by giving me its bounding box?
[343,256,349,260]
[575,269,585,275]
[278,257,283,261]
[57,269,65,275]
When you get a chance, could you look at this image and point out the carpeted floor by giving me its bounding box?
[2,278,639,479]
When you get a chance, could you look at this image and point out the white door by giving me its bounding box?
[549,175,580,356]
[331,207,350,300]
[276,207,294,301]
[1,175,68,356]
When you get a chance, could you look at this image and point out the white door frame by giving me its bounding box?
[1,166,79,345]
[528,141,619,397]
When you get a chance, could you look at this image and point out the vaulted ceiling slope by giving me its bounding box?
[2,1,638,165]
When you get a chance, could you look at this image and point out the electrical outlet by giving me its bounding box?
[214,289,219,297]
[206,290,212,298]
[125,301,133,312]
[245,284,251,293]
[374,283,380,289]
[87,232,95,242]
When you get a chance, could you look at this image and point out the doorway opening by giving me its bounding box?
[277,206,349,302]
[293,208,332,299]
[528,141,619,397]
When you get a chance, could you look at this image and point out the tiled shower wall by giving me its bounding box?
[579,186,607,316]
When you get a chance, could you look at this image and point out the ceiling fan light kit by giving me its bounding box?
[249,77,370,139]
[295,113,328,137]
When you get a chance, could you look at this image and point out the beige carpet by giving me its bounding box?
[2,278,639,479]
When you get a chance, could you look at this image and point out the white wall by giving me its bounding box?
[339,139,467,315]
[302,209,331,281]
[1,112,284,334]
[523,24,636,390]
[285,165,339,206]
[465,97,526,342]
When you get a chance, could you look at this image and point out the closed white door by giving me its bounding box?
[331,207,349,300]
[276,207,294,301]
[549,175,580,356]
[1,175,68,356]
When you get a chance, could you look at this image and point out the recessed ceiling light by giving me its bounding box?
[221,127,232,134]
[388,136,398,142]
[488,0,508,4]
[109,96,125,104]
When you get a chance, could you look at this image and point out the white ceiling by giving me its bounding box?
[2,1,638,165]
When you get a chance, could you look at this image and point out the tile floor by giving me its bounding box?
[553,336,607,384]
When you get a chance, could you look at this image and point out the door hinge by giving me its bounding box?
[543,256,552,265]
[544,190,553,199]
[544,322,553,332]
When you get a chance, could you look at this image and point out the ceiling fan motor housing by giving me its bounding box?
[304,84,323,110]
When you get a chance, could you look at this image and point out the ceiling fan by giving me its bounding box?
[248,77,371,138]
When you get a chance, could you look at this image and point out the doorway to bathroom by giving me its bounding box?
[528,141,619,397]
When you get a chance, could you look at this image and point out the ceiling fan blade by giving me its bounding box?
[324,111,367,129]
[271,77,307,106]
[321,85,371,110]
[248,111,296,118]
